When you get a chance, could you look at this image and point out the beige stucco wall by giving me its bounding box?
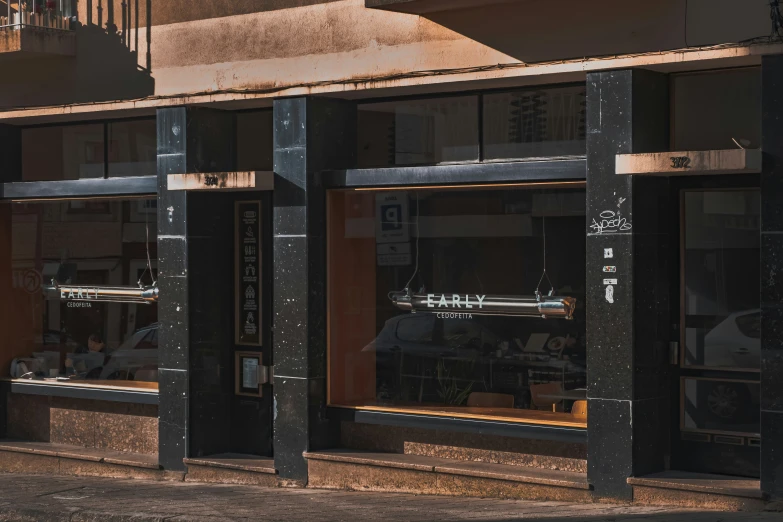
[0,0,775,113]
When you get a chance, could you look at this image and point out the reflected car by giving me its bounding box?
[362,314,500,361]
[97,323,159,381]
[701,310,760,423]
[703,309,760,370]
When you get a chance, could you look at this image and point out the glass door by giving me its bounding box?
[673,188,760,477]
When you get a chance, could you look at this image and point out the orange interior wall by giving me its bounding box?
[328,191,377,405]
[0,204,41,376]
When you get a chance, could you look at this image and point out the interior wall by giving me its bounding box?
[328,191,377,406]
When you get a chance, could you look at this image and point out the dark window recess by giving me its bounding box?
[356,85,587,168]
[107,120,157,178]
[23,124,105,181]
[237,110,274,171]
[672,68,761,151]
[21,118,156,182]
[358,96,480,168]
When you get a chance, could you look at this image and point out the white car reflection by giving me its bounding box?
[703,309,760,370]
[97,323,159,382]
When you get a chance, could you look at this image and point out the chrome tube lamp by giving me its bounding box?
[389,291,576,320]
[43,282,159,304]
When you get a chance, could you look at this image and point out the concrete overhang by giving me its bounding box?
[366,0,520,14]
[0,26,75,59]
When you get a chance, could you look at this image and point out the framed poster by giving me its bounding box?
[235,201,262,346]
[235,351,263,397]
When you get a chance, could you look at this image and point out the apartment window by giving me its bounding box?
[356,85,586,168]
[21,118,156,181]
[483,85,586,159]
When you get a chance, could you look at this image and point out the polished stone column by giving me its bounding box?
[761,53,783,500]
[272,98,356,485]
[156,107,236,470]
[585,69,672,500]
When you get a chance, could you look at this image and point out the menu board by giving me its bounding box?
[235,201,262,346]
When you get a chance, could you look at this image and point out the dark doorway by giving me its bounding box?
[670,177,760,478]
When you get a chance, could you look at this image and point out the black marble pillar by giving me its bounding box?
[585,69,671,500]
[761,53,783,500]
[157,107,236,470]
[272,98,356,484]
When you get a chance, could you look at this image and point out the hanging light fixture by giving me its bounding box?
[42,281,159,304]
[389,290,576,320]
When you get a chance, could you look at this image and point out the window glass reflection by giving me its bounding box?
[483,85,587,160]
[357,96,479,168]
[22,124,105,181]
[108,120,157,177]
[683,190,760,370]
[328,187,586,425]
[1,198,158,389]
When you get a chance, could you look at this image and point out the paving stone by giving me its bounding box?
[0,473,777,521]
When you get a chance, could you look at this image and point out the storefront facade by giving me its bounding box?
[0,0,782,510]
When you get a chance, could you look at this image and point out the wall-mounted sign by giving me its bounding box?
[389,291,576,320]
[235,351,263,397]
[615,149,761,177]
[168,171,274,192]
[236,201,262,346]
[375,193,410,244]
[376,193,412,267]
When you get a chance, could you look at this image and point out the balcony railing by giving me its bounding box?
[1,1,73,31]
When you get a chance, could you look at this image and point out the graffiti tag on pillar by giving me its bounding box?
[589,198,632,235]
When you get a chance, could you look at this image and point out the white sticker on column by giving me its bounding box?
[604,248,613,258]
[605,285,615,303]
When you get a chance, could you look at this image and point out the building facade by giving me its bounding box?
[0,0,781,509]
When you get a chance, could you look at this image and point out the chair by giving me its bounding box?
[529,382,564,412]
[466,392,514,408]
[571,400,587,417]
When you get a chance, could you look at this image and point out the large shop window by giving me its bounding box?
[327,185,587,427]
[356,85,586,168]
[0,197,159,391]
[21,119,157,181]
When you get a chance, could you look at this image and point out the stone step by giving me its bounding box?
[304,449,590,502]
[184,453,277,486]
[403,442,587,473]
[0,439,172,480]
[628,471,765,511]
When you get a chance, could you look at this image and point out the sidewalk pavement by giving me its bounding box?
[0,474,780,521]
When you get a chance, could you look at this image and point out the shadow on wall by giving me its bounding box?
[0,0,154,109]
[423,0,772,64]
